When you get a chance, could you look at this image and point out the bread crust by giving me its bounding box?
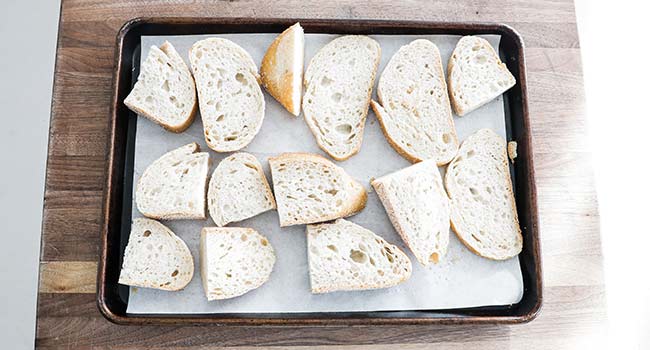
[268,152,368,226]
[260,23,303,116]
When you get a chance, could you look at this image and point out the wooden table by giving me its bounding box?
[37,0,604,348]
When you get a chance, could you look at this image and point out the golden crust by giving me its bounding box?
[260,23,303,116]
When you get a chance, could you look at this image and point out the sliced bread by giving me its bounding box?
[260,22,304,116]
[189,38,265,152]
[307,219,412,293]
[302,35,381,160]
[208,152,276,227]
[444,129,523,260]
[200,227,275,300]
[135,143,209,220]
[268,153,367,227]
[371,159,450,265]
[124,41,197,132]
[119,218,194,291]
[371,39,459,165]
[447,36,516,116]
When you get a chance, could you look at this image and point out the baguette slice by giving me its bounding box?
[307,219,412,293]
[208,152,276,227]
[371,159,450,265]
[302,36,381,160]
[200,227,275,300]
[447,36,516,116]
[124,41,197,132]
[444,129,523,260]
[135,143,209,220]
[371,39,459,165]
[189,38,265,152]
[119,218,194,291]
[260,23,304,116]
[268,153,367,227]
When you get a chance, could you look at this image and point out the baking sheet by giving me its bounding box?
[126,33,523,314]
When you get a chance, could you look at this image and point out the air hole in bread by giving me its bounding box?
[331,92,343,103]
[321,76,333,86]
[145,96,153,103]
[161,80,170,92]
[260,239,269,246]
[474,55,487,64]
[350,249,368,264]
[429,252,439,263]
[171,269,179,277]
[235,73,247,85]
[327,244,338,253]
[335,123,352,135]
[143,230,151,237]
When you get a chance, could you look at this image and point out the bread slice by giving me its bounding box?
[124,41,197,132]
[306,219,412,293]
[208,152,276,227]
[371,39,459,165]
[444,129,523,260]
[135,143,209,220]
[119,218,194,291]
[447,36,516,116]
[189,38,265,152]
[200,227,275,300]
[302,35,381,160]
[260,23,304,116]
[268,153,367,227]
[371,159,450,265]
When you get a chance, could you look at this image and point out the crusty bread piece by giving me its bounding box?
[260,23,304,116]
[119,218,194,291]
[189,38,265,152]
[447,36,516,116]
[371,159,450,265]
[268,153,367,227]
[444,129,523,260]
[307,219,412,293]
[302,35,381,160]
[200,227,275,300]
[371,39,459,165]
[124,41,197,132]
[208,152,276,227]
[135,143,209,220]
[508,141,517,163]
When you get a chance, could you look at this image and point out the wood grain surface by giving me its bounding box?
[37,0,604,348]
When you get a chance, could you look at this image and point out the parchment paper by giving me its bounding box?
[126,33,523,314]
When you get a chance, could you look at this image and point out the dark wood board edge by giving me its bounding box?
[98,17,542,326]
